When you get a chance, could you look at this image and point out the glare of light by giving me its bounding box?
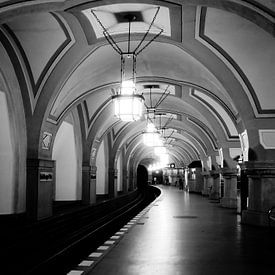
[154,146,167,155]
[147,122,157,132]
[143,131,163,146]
[114,95,143,121]
[120,80,135,95]
[159,153,169,166]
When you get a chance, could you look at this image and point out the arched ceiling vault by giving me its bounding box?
[0,0,274,165]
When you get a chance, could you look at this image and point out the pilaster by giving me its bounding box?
[201,171,210,196]
[27,159,55,220]
[108,168,118,198]
[242,161,275,226]
[209,171,220,200]
[123,168,128,193]
[90,165,97,204]
[221,168,238,208]
[82,163,91,204]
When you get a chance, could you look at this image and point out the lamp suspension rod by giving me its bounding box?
[167,138,173,145]
[166,130,175,141]
[143,86,154,109]
[103,31,122,54]
[150,87,153,108]
[91,7,163,56]
[163,115,174,129]
[148,116,155,125]
[143,102,150,109]
[134,7,163,55]
[157,113,162,130]
[91,9,122,54]
[155,85,170,108]
[135,30,163,56]
[128,17,131,53]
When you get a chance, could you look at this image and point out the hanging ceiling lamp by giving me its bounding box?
[143,122,163,147]
[142,86,172,147]
[113,52,144,121]
[144,85,170,121]
[91,8,163,121]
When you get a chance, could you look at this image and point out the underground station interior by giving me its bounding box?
[0,1,275,274]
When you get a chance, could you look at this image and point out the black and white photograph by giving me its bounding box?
[0,1,275,274]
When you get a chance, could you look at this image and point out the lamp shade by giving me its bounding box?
[113,94,143,121]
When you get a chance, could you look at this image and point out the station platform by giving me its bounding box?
[68,185,275,275]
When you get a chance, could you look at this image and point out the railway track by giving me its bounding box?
[2,185,160,274]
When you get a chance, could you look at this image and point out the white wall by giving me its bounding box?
[0,92,14,213]
[52,121,78,200]
[96,140,107,194]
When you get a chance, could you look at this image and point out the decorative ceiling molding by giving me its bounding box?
[259,129,275,149]
[0,25,33,114]
[187,117,218,150]
[190,89,239,140]
[67,1,182,43]
[4,12,73,106]
[197,6,275,118]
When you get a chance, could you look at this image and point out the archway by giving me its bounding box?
[52,121,80,201]
[137,165,149,190]
[0,92,14,213]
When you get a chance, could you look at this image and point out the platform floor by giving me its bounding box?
[70,185,275,275]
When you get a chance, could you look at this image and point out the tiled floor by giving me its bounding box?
[71,185,275,275]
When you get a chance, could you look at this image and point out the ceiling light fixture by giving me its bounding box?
[144,85,170,121]
[91,8,163,121]
[143,122,163,147]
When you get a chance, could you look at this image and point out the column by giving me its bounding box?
[90,165,97,204]
[209,171,220,200]
[195,168,203,193]
[188,169,195,193]
[221,168,238,208]
[242,161,275,226]
[201,171,209,196]
[82,163,91,205]
[128,169,134,191]
[123,168,128,193]
[108,168,118,198]
[27,159,55,220]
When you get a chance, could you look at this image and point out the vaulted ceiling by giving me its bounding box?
[0,0,274,169]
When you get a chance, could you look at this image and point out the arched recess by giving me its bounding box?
[0,91,15,213]
[0,43,27,214]
[0,91,26,214]
[95,137,108,195]
[52,113,82,201]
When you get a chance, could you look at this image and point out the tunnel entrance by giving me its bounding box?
[137,165,148,190]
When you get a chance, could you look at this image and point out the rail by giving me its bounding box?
[2,185,160,274]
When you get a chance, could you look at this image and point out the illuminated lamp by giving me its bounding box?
[91,8,163,122]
